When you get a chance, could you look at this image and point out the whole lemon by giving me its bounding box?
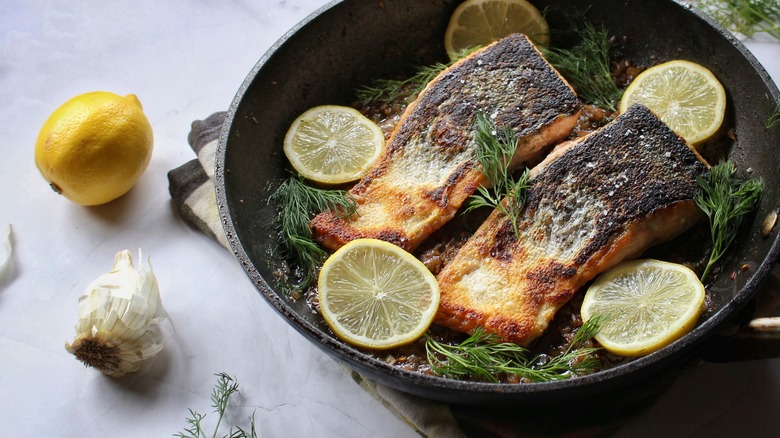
[34,91,154,206]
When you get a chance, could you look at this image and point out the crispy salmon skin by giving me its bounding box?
[311,33,581,252]
[435,104,710,345]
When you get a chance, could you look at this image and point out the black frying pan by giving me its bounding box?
[215,0,780,411]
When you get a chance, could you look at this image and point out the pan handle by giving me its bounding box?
[700,317,780,362]
[700,265,780,362]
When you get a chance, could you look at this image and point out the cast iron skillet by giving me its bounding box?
[215,0,780,410]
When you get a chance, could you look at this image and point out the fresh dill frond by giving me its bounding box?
[699,0,780,40]
[695,161,764,281]
[767,98,780,129]
[573,315,602,344]
[356,61,450,105]
[356,48,477,106]
[464,111,531,237]
[425,317,602,383]
[269,174,357,291]
[211,372,240,433]
[175,373,258,438]
[541,17,622,111]
[177,409,206,438]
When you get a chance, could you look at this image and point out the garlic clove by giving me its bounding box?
[65,249,169,377]
[762,208,778,237]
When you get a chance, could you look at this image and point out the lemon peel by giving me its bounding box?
[34,91,154,206]
[444,0,549,59]
[283,105,384,185]
[318,238,440,350]
[619,60,726,145]
[581,259,705,357]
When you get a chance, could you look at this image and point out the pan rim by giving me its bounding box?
[215,0,780,402]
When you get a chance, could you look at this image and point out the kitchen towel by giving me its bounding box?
[167,111,471,437]
[167,112,662,438]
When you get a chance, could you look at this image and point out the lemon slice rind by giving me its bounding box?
[34,92,153,206]
[318,238,440,350]
[283,105,384,185]
[444,0,550,60]
[619,60,726,145]
[581,259,705,357]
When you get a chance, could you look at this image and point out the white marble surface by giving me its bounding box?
[1,1,778,437]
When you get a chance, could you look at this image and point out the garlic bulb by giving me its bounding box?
[65,249,169,377]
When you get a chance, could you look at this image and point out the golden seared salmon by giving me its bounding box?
[435,104,709,345]
[311,33,581,252]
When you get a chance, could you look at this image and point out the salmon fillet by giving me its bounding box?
[435,104,709,345]
[311,33,581,252]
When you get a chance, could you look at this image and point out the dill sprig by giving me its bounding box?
[464,111,531,237]
[695,161,763,281]
[767,98,780,129]
[269,174,357,291]
[699,0,780,40]
[425,317,602,383]
[541,18,622,111]
[175,372,258,438]
[356,48,477,106]
[356,61,450,105]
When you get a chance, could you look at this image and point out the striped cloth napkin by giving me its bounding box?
[167,112,229,249]
[167,112,637,438]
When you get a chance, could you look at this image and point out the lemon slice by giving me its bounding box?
[283,105,384,184]
[318,238,440,350]
[444,0,550,59]
[581,259,706,357]
[619,60,726,145]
